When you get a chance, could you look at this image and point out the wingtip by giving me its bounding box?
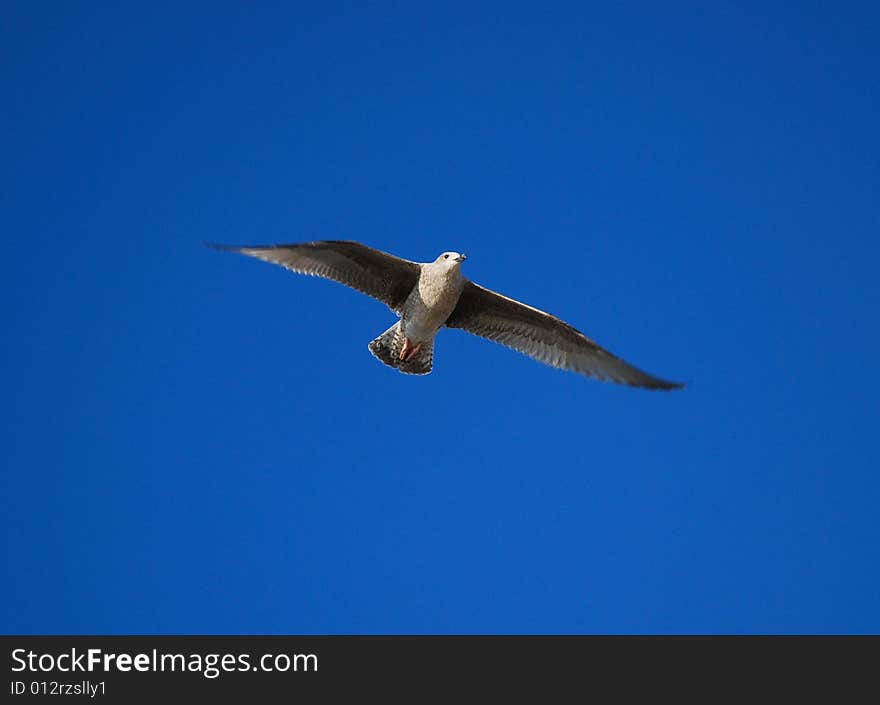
[649,379,686,391]
[623,374,686,391]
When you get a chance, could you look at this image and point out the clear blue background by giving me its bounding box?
[3,2,878,634]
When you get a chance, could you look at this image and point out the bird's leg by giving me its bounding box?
[399,337,423,362]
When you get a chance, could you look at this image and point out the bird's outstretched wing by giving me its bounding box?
[445,281,683,390]
[206,240,421,313]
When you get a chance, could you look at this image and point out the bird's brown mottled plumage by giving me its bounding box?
[206,240,420,313]
[208,239,682,389]
[445,281,682,390]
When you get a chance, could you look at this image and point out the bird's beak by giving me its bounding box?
[456,254,467,262]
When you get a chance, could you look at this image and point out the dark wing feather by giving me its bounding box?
[206,240,420,312]
[446,281,683,390]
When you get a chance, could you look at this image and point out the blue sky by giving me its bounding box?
[2,2,878,633]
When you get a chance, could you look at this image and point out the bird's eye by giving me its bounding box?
[444,254,449,259]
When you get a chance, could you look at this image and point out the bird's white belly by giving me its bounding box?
[402,275,463,342]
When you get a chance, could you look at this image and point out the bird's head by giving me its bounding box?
[434,251,467,268]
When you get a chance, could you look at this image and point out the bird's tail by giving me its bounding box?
[368,322,434,376]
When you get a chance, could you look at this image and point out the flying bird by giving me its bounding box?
[207,240,682,390]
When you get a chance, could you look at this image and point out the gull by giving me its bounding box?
[207,240,683,390]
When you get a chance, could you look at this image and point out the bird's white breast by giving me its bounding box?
[402,265,464,341]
